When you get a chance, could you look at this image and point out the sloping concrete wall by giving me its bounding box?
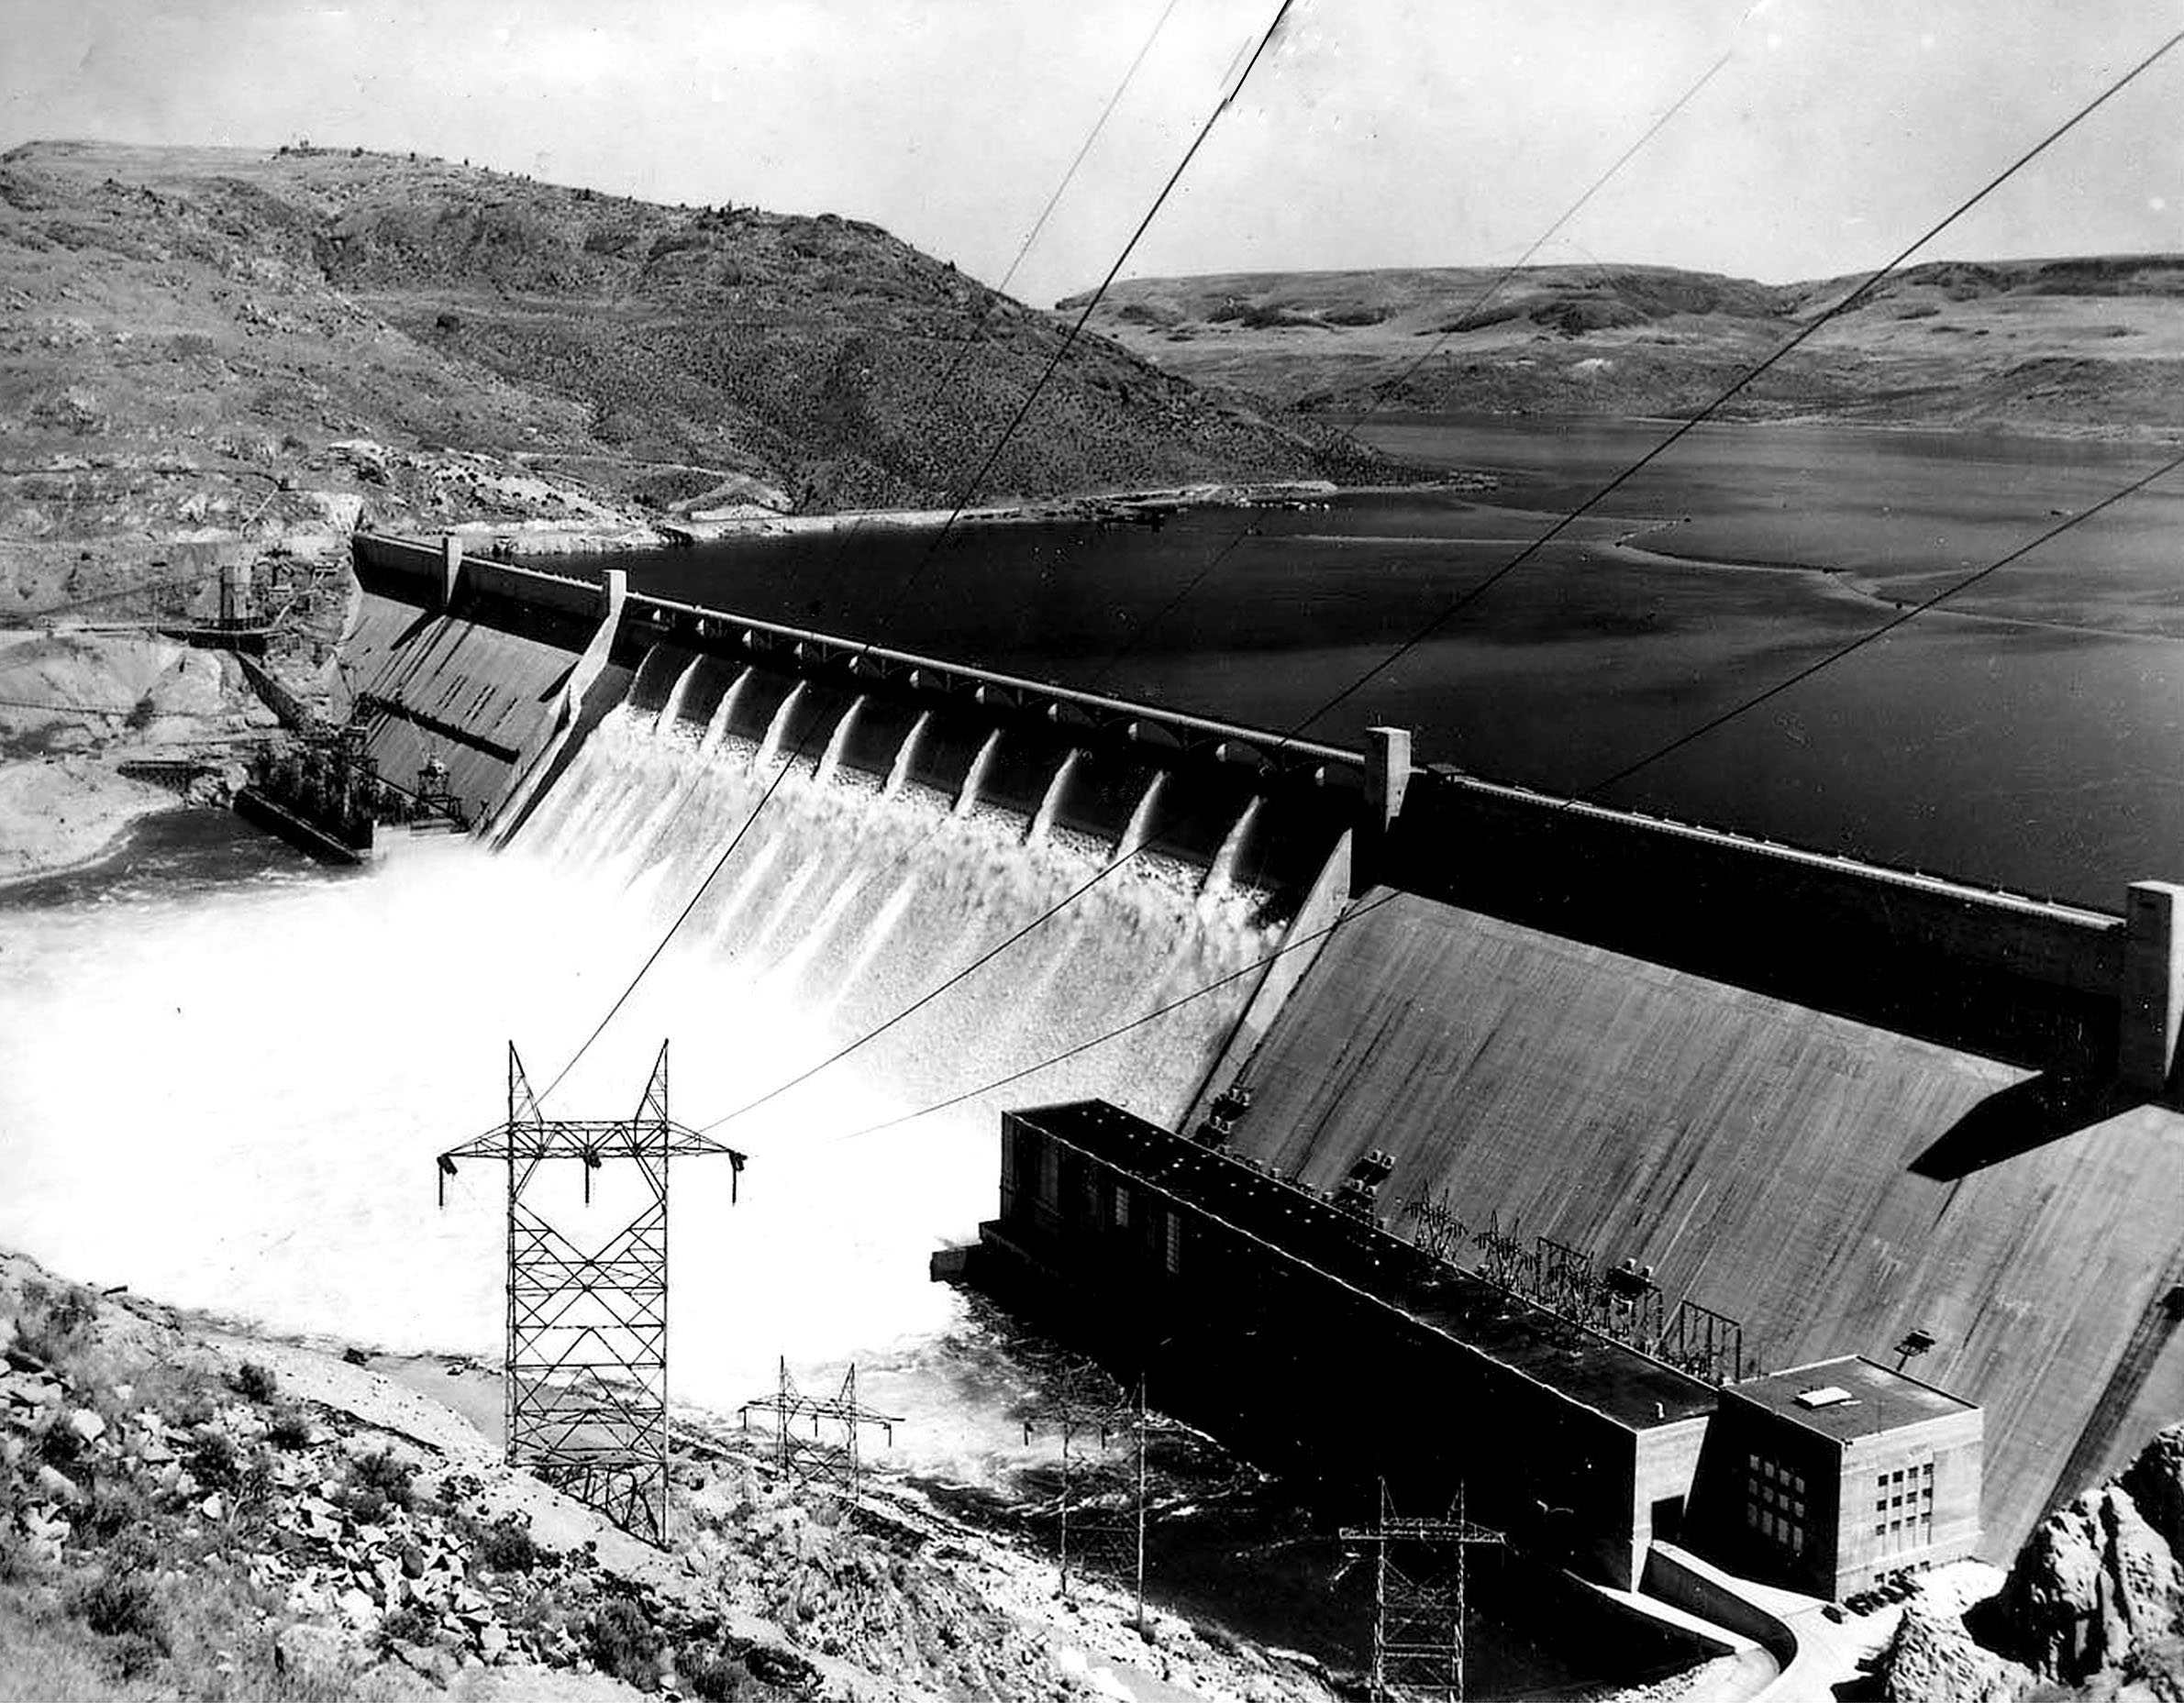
[1220,888,2184,1555]
[337,590,579,821]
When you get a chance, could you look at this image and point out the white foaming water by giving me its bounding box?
[0,695,1276,1483]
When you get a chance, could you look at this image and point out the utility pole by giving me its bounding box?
[1340,1481,1504,1703]
[435,1042,746,1545]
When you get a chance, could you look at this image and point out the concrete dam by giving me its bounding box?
[339,532,2184,1563]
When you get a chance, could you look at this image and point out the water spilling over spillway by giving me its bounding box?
[0,632,1316,1483]
[505,648,1283,1130]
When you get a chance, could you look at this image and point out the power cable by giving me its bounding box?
[1281,24,2184,742]
[534,0,1305,1104]
[808,888,1403,1151]
[688,18,2179,1136]
[1081,28,1744,696]
[752,443,2184,1160]
[1584,448,2184,796]
[697,848,1143,1133]
[690,27,2184,1140]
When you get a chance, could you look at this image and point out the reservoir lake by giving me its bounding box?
[574,414,2183,910]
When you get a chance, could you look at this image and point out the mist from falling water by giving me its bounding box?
[0,682,1281,1485]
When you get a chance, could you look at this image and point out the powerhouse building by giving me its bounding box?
[969,1099,1985,1602]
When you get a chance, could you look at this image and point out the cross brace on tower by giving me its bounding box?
[738,1356,902,1507]
[436,1042,746,1545]
[1025,1370,1174,1629]
[1340,1482,1505,1703]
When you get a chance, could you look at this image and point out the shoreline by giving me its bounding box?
[1,1241,1933,1703]
[0,757,175,892]
[1300,402,2184,451]
[476,475,1493,558]
[0,1244,1372,1703]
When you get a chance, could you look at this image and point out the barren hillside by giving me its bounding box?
[0,140,1389,618]
[1064,258,2184,435]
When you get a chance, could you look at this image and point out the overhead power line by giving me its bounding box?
[688,27,2184,1145]
[1584,448,2184,796]
[1282,23,2184,743]
[684,18,2181,1139]
[533,0,1305,1105]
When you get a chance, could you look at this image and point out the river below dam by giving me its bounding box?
[573,413,2183,910]
[2,412,2176,1688]
[0,817,1688,1693]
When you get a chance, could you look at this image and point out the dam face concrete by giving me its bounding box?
[340,533,2182,1559]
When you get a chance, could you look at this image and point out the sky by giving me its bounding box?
[3,0,2179,306]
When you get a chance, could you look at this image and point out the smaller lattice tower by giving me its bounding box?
[1341,1482,1505,1703]
[739,1357,902,1507]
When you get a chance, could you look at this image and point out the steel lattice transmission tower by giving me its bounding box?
[1340,1482,1505,1703]
[739,1356,902,1506]
[436,1042,746,1545]
[1025,1370,1170,1627]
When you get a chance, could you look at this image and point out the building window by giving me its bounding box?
[1871,1460,1938,1553]
[1012,1133,1046,1210]
[1162,1211,1183,1275]
[1109,1184,1131,1232]
[1744,1456,1808,1557]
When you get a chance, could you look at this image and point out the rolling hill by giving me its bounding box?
[1062,258,2184,436]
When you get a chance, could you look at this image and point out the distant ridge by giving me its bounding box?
[1062,256,2184,435]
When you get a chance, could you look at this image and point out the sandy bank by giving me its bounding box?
[0,757,172,889]
[621,479,1360,549]
[0,627,280,886]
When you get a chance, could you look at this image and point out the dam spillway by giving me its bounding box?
[341,532,1366,1133]
[338,532,2183,1562]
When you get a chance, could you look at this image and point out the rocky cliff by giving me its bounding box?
[1886,1423,2184,1703]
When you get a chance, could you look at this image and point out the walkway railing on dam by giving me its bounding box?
[347,532,2182,1092]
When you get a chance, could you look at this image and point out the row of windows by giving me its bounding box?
[1014,1139,1185,1276]
[1749,1455,1808,1496]
[1745,1502,1807,1554]
[1748,1471,1805,1522]
[1871,1461,1937,1548]
[1874,1509,1935,1547]
[1744,1455,1808,1556]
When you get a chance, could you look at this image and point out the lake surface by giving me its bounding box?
[564,415,2182,910]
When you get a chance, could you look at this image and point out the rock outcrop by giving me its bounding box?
[1885,1423,2184,1703]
